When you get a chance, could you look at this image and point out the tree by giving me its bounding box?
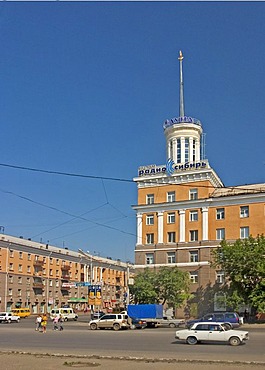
[212,235,265,312]
[129,266,191,308]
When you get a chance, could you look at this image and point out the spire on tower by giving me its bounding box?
[178,50,184,117]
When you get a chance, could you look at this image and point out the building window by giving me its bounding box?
[216,228,225,240]
[216,270,225,284]
[146,194,154,205]
[167,191,175,202]
[49,280,53,287]
[49,269,53,276]
[26,278,30,286]
[167,252,176,264]
[18,264,22,272]
[56,280,59,288]
[216,208,225,220]
[27,254,31,261]
[192,139,196,162]
[8,288,13,296]
[19,252,23,259]
[189,188,198,200]
[146,214,154,225]
[10,249,14,257]
[240,227,249,239]
[167,212,175,224]
[167,232,176,243]
[146,233,154,244]
[190,250,199,262]
[146,253,154,265]
[18,289,22,297]
[56,270,59,277]
[27,266,31,273]
[177,138,181,163]
[9,275,13,283]
[56,259,59,265]
[240,206,249,218]
[190,271,198,284]
[50,258,53,264]
[190,210,198,222]
[185,138,189,162]
[190,230,198,241]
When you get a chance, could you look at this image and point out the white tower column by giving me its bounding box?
[136,213,143,245]
[173,139,177,162]
[179,209,186,242]
[202,207,209,240]
[157,211,164,244]
[189,137,193,162]
[195,139,200,161]
[180,137,185,163]
[167,141,171,159]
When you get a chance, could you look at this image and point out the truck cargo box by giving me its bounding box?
[128,304,163,319]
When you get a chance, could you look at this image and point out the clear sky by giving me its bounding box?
[0,1,264,262]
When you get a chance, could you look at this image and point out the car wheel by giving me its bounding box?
[229,336,241,346]
[16,319,20,323]
[64,317,68,322]
[169,323,176,328]
[90,323,97,330]
[224,322,232,329]
[186,336,198,345]
[113,323,120,331]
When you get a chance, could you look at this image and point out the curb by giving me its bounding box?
[1,350,265,366]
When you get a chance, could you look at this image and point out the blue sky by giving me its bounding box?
[0,2,264,262]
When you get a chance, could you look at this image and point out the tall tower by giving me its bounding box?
[164,51,203,165]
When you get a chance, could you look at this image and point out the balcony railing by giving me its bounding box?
[33,260,44,267]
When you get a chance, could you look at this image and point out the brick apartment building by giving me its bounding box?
[133,51,265,317]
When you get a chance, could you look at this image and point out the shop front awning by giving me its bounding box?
[67,298,87,303]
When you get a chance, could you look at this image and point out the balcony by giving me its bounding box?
[61,274,70,280]
[33,282,44,289]
[33,260,44,267]
[61,265,71,271]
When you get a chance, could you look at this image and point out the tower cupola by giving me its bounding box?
[164,51,203,164]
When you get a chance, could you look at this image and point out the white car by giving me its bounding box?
[0,312,20,323]
[89,313,129,331]
[175,322,249,346]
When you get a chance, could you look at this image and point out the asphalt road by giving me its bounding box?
[0,316,264,366]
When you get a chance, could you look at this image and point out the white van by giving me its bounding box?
[50,308,78,321]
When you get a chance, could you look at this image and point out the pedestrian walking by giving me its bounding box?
[58,315,64,331]
[41,314,48,333]
[35,314,42,331]
[53,315,59,330]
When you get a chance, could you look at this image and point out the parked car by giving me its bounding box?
[89,313,130,331]
[0,312,20,323]
[92,311,105,320]
[158,317,185,328]
[175,322,249,346]
[131,318,147,329]
[186,312,241,328]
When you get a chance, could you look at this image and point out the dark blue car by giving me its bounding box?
[187,312,241,328]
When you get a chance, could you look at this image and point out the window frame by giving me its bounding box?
[240,206,249,218]
[146,233,154,244]
[167,212,175,224]
[190,210,198,222]
[189,250,199,263]
[146,214,154,226]
[146,194,154,205]
[167,252,176,264]
[167,191,176,202]
[216,208,225,220]
[240,226,249,239]
[216,228,225,240]
[190,230,198,242]
[167,231,176,243]
[189,188,198,200]
[146,253,154,265]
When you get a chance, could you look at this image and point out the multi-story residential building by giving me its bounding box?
[0,234,131,313]
[133,51,265,317]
